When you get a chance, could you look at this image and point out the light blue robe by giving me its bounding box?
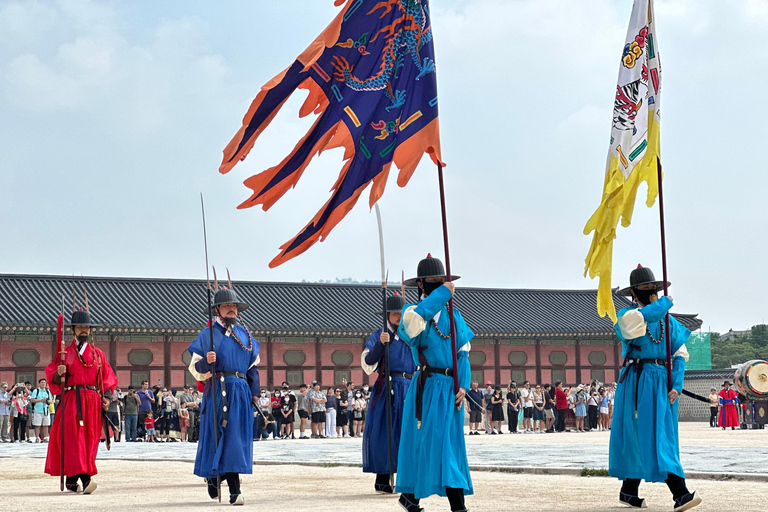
[395,285,474,498]
[609,296,690,483]
[189,322,260,478]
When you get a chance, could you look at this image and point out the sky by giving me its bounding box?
[1,0,766,334]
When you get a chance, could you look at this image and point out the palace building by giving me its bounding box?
[0,274,703,391]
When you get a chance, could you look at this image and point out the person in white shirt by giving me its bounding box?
[520,381,534,433]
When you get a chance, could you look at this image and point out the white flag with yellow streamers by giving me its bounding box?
[583,0,662,322]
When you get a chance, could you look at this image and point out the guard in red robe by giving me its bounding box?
[718,380,739,430]
[45,309,117,493]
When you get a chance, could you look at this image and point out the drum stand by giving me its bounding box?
[739,398,767,430]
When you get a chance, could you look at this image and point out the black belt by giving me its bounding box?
[391,371,413,380]
[65,385,98,427]
[636,358,665,365]
[415,365,453,429]
[619,358,668,419]
[215,371,246,379]
[213,372,246,428]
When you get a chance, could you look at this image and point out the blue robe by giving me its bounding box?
[361,325,416,475]
[188,322,260,478]
[609,297,690,483]
[395,285,474,499]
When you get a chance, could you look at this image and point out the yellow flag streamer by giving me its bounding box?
[583,0,662,322]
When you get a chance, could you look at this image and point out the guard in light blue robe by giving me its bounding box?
[395,254,473,512]
[187,288,260,506]
[362,294,415,492]
[609,265,701,511]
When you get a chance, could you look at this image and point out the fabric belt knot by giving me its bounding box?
[213,371,246,428]
[369,370,414,410]
[65,385,98,427]
[414,361,453,430]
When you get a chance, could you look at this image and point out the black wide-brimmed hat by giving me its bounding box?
[376,293,407,315]
[616,264,670,297]
[208,288,249,313]
[723,380,732,387]
[68,309,99,327]
[403,253,460,286]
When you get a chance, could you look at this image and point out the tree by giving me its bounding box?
[749,324,768,348]
[710,325,768,368]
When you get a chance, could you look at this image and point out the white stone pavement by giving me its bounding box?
[2,423,764,476]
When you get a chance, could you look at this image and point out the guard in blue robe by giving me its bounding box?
[609,266,701,512]
[188,287,260,506]
[362,293,414,493]
[395,255,473,512]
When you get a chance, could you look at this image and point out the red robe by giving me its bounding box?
[718,388,739,428]
[44,340,117,477]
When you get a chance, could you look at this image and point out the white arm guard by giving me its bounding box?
[402,305,427,339]
[618,310,646,339]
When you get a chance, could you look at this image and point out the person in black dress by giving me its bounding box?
[491,386,504,434]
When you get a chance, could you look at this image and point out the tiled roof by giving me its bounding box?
[0,274,703,337]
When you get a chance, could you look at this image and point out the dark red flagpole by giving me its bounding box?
[656,157,673,392]
[436,162,460,394]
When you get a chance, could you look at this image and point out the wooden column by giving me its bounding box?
[163,335,171,388]
[315,336,322,385]
[613,336,620,381]
[575,337,582,385]
[109,333,117,370]
[494,339,501,385]
[534,338,542,384]
[266,336,274,391]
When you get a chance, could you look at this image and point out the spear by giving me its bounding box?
[374,203,395,487]
[200,194,221,502]
[56,294,66,491]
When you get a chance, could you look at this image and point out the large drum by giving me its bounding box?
[734,360,768,400]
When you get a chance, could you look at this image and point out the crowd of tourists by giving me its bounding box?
[0,378,380,444]
[1,376,615,444]
[465,380,616,435]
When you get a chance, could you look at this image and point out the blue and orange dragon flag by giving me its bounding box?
[219,0,442,267]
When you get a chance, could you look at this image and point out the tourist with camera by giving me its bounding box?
[122,386,141,442]
[30,378,53,442]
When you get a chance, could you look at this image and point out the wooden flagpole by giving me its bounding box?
[436,162,460,394]
[656,157,673,392]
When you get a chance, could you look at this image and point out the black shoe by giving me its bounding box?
[375,483,394,494]
[207,478,218,500]
[619,492,647,508]
[674,491,701,511]
[398,494,424,512]
[229,494,244,505]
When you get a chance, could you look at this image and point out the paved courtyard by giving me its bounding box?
[2,422,765,477]
[1,423,765,511]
